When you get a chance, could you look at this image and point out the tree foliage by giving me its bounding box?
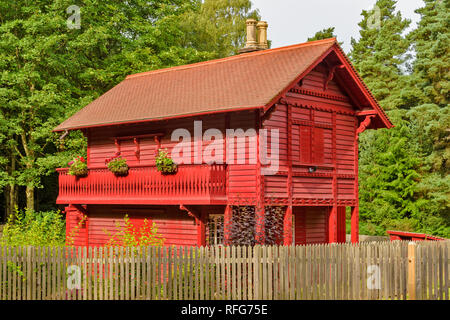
[0,0,257,219]
[353,0,449,237]
[307,27,343,46]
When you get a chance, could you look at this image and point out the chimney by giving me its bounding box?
[257,21,268,49]
[239,19,268,53]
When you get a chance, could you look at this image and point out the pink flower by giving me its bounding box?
[68,161,74,166]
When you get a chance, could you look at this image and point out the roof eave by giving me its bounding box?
[53,105,265,132]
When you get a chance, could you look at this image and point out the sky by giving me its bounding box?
[250,0,425,53]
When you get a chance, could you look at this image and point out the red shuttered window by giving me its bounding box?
[299,125,326,165]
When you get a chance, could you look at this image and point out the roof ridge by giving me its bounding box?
[125,38,337,80]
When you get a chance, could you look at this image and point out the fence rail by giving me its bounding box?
[0,241,448,300]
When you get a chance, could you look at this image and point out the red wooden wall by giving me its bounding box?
[262,63,357,205]
[65,205,227,247]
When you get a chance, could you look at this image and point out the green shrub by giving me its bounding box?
[104,214,165,247]
[0,209,66,246]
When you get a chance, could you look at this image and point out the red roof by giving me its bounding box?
[387,230,447,241]
[54,38,392,131]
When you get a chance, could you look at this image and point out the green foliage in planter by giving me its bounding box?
[107,157,129,175]
[0,209,66,246]
[155,149,177,173]
[68,156,88,177]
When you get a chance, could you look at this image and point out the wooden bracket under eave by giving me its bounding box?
[323,62,345,91]
[356,115,376,138]
[180,205,202,225]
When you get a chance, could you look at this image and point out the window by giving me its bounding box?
[299,124,326,165]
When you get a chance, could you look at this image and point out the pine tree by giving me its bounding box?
[350,0,411,110]
[351,1,425,235]
[409,0,450,107]
[403,0,450,237]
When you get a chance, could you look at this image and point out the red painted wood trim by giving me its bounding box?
[327,111,338,244]
[283,103,293,246]
[351,117,359,243]
[224,205,232,245]
[290,87,349,103]
[255,109,265,244]
[281,97,356,116]
[225,113,230,201]
[287,104,293,205]
[87,129,91,167]
[351,206,359,243]
[292,119,333,129]
[198,209,206,246]
[283,206,293,245]
[328,206,337,243]
[356,110,378,116]
[332,111,338,204]
[274,171,354,179]
[114,133,164,141]
[263,198,356,206]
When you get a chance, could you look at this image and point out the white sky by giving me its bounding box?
[251,0,425,53]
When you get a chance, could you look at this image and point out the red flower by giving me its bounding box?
[76,156,85,163]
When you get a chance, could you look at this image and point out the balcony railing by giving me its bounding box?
[56,164,227,205]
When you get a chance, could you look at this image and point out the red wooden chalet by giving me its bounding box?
[54,33,393,247]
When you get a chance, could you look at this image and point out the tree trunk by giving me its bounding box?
[26,185,34,212]
[4,146,18,222]
[5,184,18,222]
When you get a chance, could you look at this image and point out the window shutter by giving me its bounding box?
[313,127,325,164]
[299,125,311,163]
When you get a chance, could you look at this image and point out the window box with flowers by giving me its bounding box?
[155,149,177,174]
[107,157,129,176]
[68,156,88,177]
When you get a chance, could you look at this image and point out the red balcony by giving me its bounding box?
[56,164,227,205]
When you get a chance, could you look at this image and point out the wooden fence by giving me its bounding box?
[0,241,448,300]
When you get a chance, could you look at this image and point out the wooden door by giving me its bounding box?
[293,206,329,245]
